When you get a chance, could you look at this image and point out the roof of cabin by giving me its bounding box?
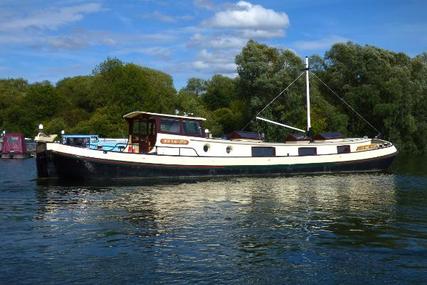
[123,111,206,121]
[228,131,263,140]
[3,133,25,139]
[313,132,343,140]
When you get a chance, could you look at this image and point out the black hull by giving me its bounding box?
[37,148,397,182]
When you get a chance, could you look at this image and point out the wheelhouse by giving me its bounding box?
[123,111,206,153]
[1,133,27,155]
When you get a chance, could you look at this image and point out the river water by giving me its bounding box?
[0,157,426,284]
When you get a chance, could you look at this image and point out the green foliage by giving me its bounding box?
[322,42,426,152]
[71,106,127,137]
[56,76,95,113]
[0,43,426,154]
[181,78,207,96]
[235,40,348,141]
[202,75,237,110]
[91,58,176,115]
[0,79,29,132]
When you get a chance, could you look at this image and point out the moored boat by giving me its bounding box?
[1,133,32,159]
[61,134,128,151]
[35,58,397,181]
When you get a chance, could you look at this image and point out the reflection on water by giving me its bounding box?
[1,158,427,283]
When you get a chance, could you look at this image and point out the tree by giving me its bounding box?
[180,78,207,96]
[202,75,237,111]
[91,58,176,115]
[235,40,348,142]
[322,42,426,152]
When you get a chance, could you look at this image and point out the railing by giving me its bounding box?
[155,145,200,157]
[99,142,128,152]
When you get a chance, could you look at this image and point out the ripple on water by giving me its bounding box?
[1,159,427,283]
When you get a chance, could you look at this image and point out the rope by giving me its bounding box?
[241,71,305,131]
[310,71,381,136]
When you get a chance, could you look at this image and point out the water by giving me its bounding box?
[0,157,426,284]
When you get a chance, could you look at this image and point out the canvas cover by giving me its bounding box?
[1,133,26,154]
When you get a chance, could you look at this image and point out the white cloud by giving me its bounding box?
[142,11,194,23]
[207,1,289,30]
[143,11,175,23]
[0,26,177,52]
[46,35,88,49]
[193,0,215,10]
[114,47,171,59]
[192,49,237,75]
[293,35,349,50]
[190,33,247,49]
[187,1,289,78]
[241,29,284,39]
[152,11,176,23]
[0,3,103,31]
[45,32,116,50]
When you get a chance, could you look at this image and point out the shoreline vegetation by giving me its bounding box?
[0,40,426,154]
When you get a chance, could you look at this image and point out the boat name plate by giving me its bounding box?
[160,138,189,145]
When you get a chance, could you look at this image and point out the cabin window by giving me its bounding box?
[183,120,202,136]
[252,147,276,157]
[298,147,317,156]
[160,119,181,134]
[65,137,89,147]
[132,119,155,143]
[203,144,210,152]
[7,136,19,143]
[337,145,351,154]
[133,120,149,136]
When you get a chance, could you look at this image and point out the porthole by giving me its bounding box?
[226,146,232,154]
[203,144,210,152]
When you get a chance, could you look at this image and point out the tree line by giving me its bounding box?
[0,41,426,153]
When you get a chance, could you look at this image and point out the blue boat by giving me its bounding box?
[61,134,128,152]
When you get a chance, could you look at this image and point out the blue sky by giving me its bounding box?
[0,0,426,89]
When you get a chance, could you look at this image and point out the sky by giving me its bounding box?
[0,0,426,89]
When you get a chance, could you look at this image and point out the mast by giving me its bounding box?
[305,56,311,132]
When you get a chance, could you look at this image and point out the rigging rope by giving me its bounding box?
[241,69,381,137]
[241,71,305,131]
[309,71,381,136]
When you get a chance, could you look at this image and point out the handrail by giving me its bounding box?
[155,145,200,157]
[100,142,128,152]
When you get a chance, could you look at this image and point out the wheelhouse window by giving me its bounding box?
[252,147,276,157]
[133,120,148,136]
[298,147,317,156]
[132,119,154,143]
[159,119,181,134]
[337,145,351,154]
[7,136,19,143]
[183,120,202,136]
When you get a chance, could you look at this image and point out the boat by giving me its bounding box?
[35,58,398,181]
[1,133,32,159]
[61,134,127,152]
